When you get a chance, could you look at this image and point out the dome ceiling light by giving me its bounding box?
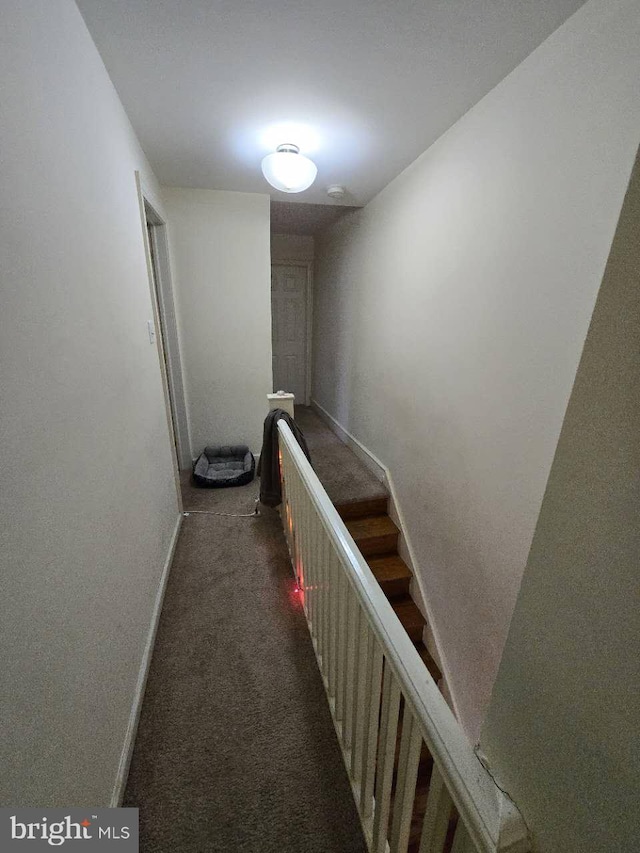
[261,143,318,193]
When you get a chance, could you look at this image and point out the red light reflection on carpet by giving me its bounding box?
[289,580,304,609]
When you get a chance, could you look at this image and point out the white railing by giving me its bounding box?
[278,420,530,853]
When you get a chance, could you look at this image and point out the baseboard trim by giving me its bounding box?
[110,513,183,807]
[309,398,462,724]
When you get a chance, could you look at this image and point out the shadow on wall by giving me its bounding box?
[481,145,640,853]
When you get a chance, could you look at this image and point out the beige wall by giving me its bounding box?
[481,147,640,853]
[312,0,640,738]
[0,0,180,805]
[164,188,272,454]
[271,234,315,263]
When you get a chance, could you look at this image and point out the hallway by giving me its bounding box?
[123,473,367,852]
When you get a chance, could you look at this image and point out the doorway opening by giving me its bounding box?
[271,260,313,406]
[136,175,191,476]
[269,210,356,409]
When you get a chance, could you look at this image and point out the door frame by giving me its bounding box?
[270,259,313,406]
[135,172,191,485]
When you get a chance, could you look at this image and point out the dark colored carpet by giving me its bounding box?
[295,407,388,506]
[179,469,260,514]
[124,479,367,853]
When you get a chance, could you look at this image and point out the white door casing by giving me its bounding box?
[271,263,309,403]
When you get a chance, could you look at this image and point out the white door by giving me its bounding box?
[271,264,308,403]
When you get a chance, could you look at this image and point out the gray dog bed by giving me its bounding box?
[192,445,255,488]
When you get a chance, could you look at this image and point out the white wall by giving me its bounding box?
[481,148,640,853]
[0,0,180,805]
[312,0,640,739]
[163,188,272,455]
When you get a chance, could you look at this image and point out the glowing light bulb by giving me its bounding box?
[261,144,317,193]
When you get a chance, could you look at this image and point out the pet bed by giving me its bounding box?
[192,445,255,488]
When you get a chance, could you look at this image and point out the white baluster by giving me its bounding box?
[360,637,384,818]
[302,492,313,623]
[281,450,289,549]
[341,578,355,749]
[321,526,331,680]
[280,451,289,551]
[303,491,313,621]
[327,549,339,702]
[372,663,401,853]
[389,706,422,853]
[351,612,371,784]
[308,505,319,639]
[418,765,453,853]
[298,487,308,616]
[335,558,343,701]
[334,566,347,724]
[290,468,300,584]
[316,522,327,670]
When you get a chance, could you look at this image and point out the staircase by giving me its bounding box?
[279,418,530,853]
[337,498,460,852]
[292,409,467,851]
[334,497,451,852]
[334,497,442,687]
[294,406,442,685]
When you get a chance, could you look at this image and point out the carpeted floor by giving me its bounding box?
[179,469,261,514]
[295,407,388,505]
[124,475,367,852]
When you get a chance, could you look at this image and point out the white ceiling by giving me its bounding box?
[76,0,585,207]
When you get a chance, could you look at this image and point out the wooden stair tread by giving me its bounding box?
[392,595,425,642]
[335,495,388,519]
[368,554,412,597]
[345,514,399,540]
[345,514,399,557]
[368,554,412,583]
[330,484,446,701]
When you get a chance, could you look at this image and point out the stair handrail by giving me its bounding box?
[278,419,529,853]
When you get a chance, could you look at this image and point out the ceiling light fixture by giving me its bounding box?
[261,143,317,193]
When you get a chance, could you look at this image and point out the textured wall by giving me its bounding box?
[481,147,640,853]
[312,0,640,738]
[271,234,315,263]
[164,187,272,454]
[0,0,179,805]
